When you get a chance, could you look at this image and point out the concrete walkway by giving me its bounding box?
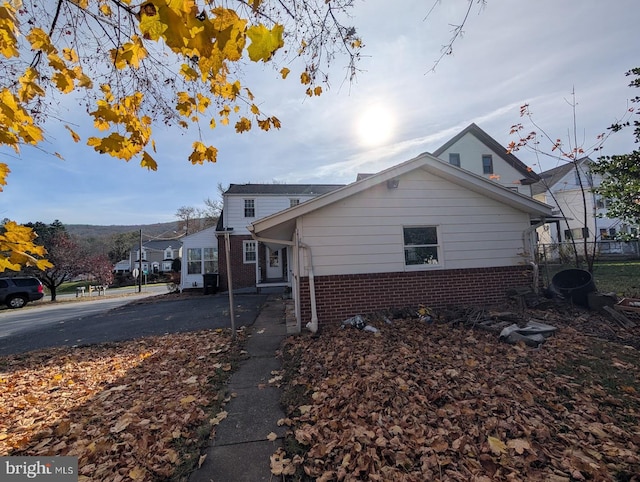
[190,295,289,482]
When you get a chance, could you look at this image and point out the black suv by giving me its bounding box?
[0,277,45,308]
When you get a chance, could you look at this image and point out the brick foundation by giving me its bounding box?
[217,234,257,290]
[298,266,533,325]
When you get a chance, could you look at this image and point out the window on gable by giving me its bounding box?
[243,241,257,263]
[449,153,461,167]
[482,155,493,174]
[187,248,202,274]
[244,199,255,217]
[164,248,173,259]
[403,227,440,266]
[290,198,300,207]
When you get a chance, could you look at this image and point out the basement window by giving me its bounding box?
[403,226,440,267]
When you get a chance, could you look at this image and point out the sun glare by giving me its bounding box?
[356,103,395,147]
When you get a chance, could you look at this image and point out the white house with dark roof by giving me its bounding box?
[432,123,539,195]
[248,153,553,333]
[216,183,345,291]
[531,157,639,256]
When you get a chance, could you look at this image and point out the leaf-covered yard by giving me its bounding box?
[0,329,245,481]
[276,310,640,481]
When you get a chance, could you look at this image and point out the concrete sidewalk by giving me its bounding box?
[190,295,289,482]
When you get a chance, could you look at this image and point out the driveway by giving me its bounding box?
[0,292,268,356]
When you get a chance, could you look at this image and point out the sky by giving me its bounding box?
[2,0,639,226]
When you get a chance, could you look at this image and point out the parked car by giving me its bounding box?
[0,277,44,308]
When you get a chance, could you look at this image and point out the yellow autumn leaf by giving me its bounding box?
[300,71,311,84]
[246,23,284,62]
[0,163,9,191]
[128,466,146,481]
[99,3,112,16]
[180,395,197,405]
[250,104,260,115]
[26,27,55,53]
[140,151,157,170]
[0,4,19,58]
[62,47,78,63]
[235,117,251,133]
[267,432,277,441]
[313,86,322,96]
[280,67,290,79]
[65,125,80,143]
[488,436,507,455]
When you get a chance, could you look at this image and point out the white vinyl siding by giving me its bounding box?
[435,131,532,195]
[298,169,531,277]
[224,194,320,234]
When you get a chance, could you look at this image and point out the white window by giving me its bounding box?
[187,248,202,274]
[290,198,300,207]
[164,247,173,259]
[243,240,257,263]
[204,248,218,273]
[244,199,255,217]
[403,226,440,267]
[162,261,172,271]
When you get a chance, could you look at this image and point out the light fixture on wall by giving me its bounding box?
[387,179,400,189]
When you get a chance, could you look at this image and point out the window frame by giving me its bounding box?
[203,247,218,274]
[448,153,461,167]
[289,198,300,207]
[187,248,202,275]
[244,199,255,218]
[402,226,442,270]
[482,154,493,174]
[243,240,257,264]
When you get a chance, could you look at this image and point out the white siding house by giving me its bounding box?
[432,123,539,196]
[217,184,344,290]
[249,153,553,332]
[180,226,218,291]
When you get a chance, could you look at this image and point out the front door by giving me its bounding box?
[266,248,283,280]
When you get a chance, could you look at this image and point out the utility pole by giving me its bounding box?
[224,231,236,341]
[138,229,143,293]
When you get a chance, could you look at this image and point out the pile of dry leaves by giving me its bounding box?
[276,314,640,481]
[0,329,245,481]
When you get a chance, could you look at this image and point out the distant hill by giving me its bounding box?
[65,222,181,240]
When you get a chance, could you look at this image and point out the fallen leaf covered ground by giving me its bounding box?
[277,309,640,481]
[0,328,245,481]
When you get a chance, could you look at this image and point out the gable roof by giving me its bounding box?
[225,183,345,196]
[432,123,540,184]
[249,153,553,241]
[531,157,592,196]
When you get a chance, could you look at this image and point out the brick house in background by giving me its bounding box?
[216,183,344,291]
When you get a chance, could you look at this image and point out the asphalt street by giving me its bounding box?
[0,292,268,356]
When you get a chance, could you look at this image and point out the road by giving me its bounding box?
[0,288,268,356]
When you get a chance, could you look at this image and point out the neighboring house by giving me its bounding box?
[180,226,218,290]
[248,153,553,332]
[432,123,540,196]
[113,259,130,274]
[130,239,182,275]
[532,157,639,257]
[216,183,345,291]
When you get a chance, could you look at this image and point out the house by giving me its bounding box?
[180,226,218,291]
[432,123,540,195]
[216,183,344,291]
[248,152,553,332]
[532,157,639,257]
[130,238,182,276]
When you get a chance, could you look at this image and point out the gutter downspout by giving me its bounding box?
[247,230,319,333]
[523,218,547,294]
[299,242,318,334]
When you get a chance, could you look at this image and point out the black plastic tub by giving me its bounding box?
[551,269,596,307]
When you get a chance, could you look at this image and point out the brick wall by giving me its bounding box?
[298,266,533,325]
[217,234,258,290]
